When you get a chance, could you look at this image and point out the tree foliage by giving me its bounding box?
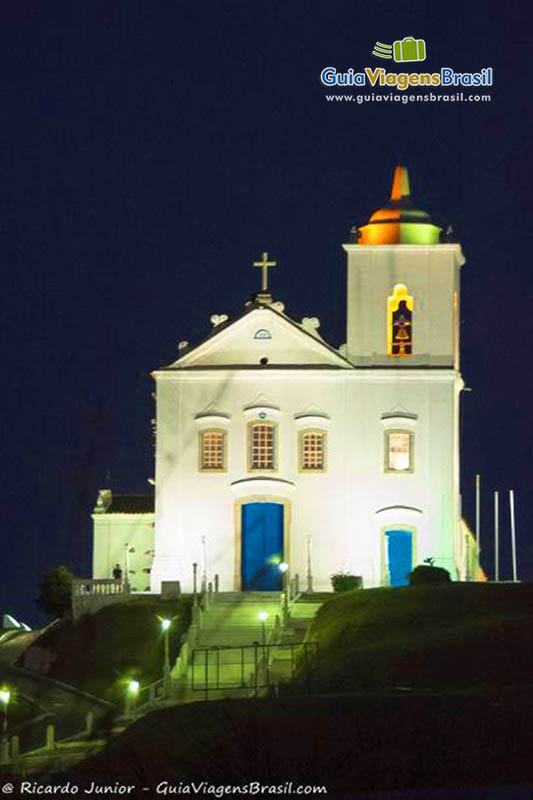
[36,565,75,618]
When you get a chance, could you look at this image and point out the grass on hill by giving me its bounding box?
[69,690,533,794]
[304,582,533,692]
[62,583,533,795]
[34,597,191,705]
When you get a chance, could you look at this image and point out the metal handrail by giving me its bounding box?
[191,640,319,698]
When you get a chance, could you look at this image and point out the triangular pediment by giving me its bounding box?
[243,393,280,411]
[382,404,418,419]
[160,306,352,370]
[294,403,330,418]
[194,402,230,419]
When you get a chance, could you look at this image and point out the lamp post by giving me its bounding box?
[192,562,198,607]
[258,611,268,648]
[0,688,10,765]
[279,562,289,623]
[306,535,314,593]
[125,679,139,719]
[161,618,172,693]
[201,535,207,594]
[124,543,135,593]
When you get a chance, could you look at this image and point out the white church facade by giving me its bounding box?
[93,166,481,593]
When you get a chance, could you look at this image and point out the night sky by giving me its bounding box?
[2,2,532,625]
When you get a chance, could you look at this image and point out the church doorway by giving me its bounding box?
[241,502,284,590]
[386,529,413,586]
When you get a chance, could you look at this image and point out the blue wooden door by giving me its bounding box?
[386,529,413,587]
[241,503,283,590]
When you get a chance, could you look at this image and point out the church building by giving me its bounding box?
[92,166,481,593]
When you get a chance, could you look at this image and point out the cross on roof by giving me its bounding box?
[253,252,277,293]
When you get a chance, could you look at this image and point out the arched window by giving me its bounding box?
[254,329,272,340]
[384,429,414,473]
[249,421,276,471]
[199,429,227,472]
[299,430,327,472]
[388,284,414,356]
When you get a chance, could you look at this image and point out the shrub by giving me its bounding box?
[331,573,363,592]
[408,565,451,586]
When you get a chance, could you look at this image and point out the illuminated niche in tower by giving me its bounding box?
[388,283,413,356]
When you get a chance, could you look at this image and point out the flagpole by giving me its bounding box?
[494,491,499,582]
[475,474,481,545]
[509,489,518,582]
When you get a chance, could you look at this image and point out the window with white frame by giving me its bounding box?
[249,422,276,470]
[300,430,326,471]
[200,429,226,471]
[385,430,413,473]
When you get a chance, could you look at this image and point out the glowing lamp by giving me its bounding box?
[258,611,269,622]
[278,562,289,573]
[0,690,10,706]
[127,680,140,696]
[161,618,171,632]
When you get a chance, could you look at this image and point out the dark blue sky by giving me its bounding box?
[2,1,531,624]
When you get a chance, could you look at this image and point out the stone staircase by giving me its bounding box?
[186,592,281,699]
[268,599,324,683]
[174,592,324,701]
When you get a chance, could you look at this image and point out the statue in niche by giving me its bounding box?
[391,300,412,355]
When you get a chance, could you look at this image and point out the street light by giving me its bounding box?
[279,562,290,622]
[125,679,139,718]
[192,562,198,607]
[0,688,11,765]
[160,618,172,693]
[258,611,269,646]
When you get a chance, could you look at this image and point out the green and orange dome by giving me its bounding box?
[357,166,441,245]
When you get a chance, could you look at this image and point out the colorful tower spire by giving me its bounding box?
[390,164,410,201]
[356,165,441,245]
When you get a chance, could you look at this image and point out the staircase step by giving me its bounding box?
[180,593,323,702]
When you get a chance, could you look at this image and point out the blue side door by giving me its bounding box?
[386,529,413,587]
[241,502,283,590]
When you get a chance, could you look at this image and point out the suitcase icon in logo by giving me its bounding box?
[393,37,426,63]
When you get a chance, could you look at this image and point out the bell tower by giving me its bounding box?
[342,166,467,581]
[343,166,464,368]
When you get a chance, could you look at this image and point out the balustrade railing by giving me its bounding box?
[172,572,219,680]
[72,578,125,597]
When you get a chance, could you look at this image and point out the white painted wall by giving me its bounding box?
[150,367,462,592]
[92,514,154,591]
